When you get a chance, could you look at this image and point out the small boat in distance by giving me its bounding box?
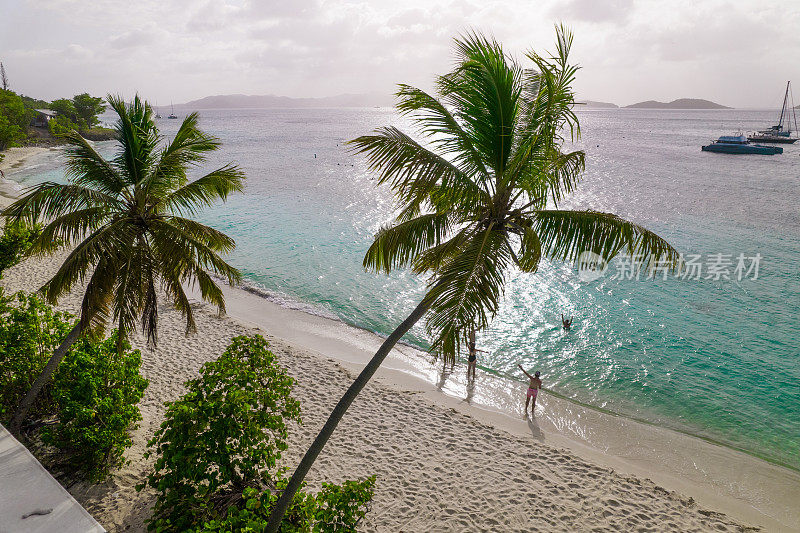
[168,102,177,119]
[748,81,798,144]
[702,134,783,155]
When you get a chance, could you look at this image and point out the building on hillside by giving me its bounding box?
[31,109,57,128]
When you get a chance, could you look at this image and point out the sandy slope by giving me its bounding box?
[1,249,761,533]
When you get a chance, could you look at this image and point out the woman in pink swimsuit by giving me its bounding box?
[518,364,542,415]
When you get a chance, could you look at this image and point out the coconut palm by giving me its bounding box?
[5,95,244,432]
[266,27,678,528]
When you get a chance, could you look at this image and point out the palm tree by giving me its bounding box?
[5,95,244,433]
[266,27,679,528]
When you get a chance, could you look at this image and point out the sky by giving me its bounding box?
[1,0,799,108]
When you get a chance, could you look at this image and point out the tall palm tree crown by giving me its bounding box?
[5,95,243,346]
[4,95,244,431]
[353,27,679,362]
[266,27,678,530]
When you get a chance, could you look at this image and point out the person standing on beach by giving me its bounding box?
[518,364,542,415]
[467,328,487,381]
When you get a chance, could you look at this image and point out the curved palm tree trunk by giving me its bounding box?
[265,298,430,532]
[9,323,81,433]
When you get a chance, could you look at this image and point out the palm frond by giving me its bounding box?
[423,224,513,363]
[26,207,111,255]
[521,25,580,143]
[349,127,486,214]
[164,216,236,253]
[111,240,144,347]
[363,213,453,274]
[515,147,585,208]
[2,182,121,224]
[157,164,245,216]
[440,31,523,176]
[190,267,226,314]
[411,224,475,274]
[41,221,128,305]
[79,256,117,336]
[160,268,197,334]
[61,131,126,195]
[108,94,160,187]
[394,85,490,181]
[533,210,680,269]
[145,112,225,200]
[150,219,241,285]
[516,224,542,273]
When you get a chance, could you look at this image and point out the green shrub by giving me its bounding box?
[310,477,376,531]
[0,89,29,150]
[42,332,148,481]
[47,114,78,136]
[141,335,375,532]
[0,290,74,422]
[0,220,39,278]
[0,290,147,482]
[141,335,302,530]
[199,476,376,533]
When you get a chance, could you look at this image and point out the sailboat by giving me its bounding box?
[168,102,178,119]
[748,81,798,144]
[155,101,162,119]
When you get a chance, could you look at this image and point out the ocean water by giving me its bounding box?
[14,107,800,471]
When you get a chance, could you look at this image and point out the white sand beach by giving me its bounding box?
[1,154,799,532]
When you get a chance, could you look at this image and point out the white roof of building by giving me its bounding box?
[0,424,105,532]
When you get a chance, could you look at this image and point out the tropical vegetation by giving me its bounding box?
[2,94,245,433]
[0,287,147,482]
[140,335,374,532]
[0,290,73,422]
[0,84,113,150]
[48,93,112,139]
[42,332,148,481]
[266,26,680,529]
[0,89,29,150]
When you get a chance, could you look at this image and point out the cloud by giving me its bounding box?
[109,30,157,50]
[552,0,635,23]
[0,0,798,107]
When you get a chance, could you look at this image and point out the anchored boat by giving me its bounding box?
[748,81,798,144]
[702,135,783,155]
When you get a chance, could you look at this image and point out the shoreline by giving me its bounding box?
[239,279,797,474]
[1,149,798,531]
[188,280,800,532]
[0,146,60,208]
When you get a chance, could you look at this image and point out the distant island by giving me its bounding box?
[180,93,736,110]
[178,94,735,111]
[178,92,394,109]
[579,100,619,108]
[625,98,730,109]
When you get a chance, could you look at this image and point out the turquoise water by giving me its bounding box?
[14,108,800,471]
